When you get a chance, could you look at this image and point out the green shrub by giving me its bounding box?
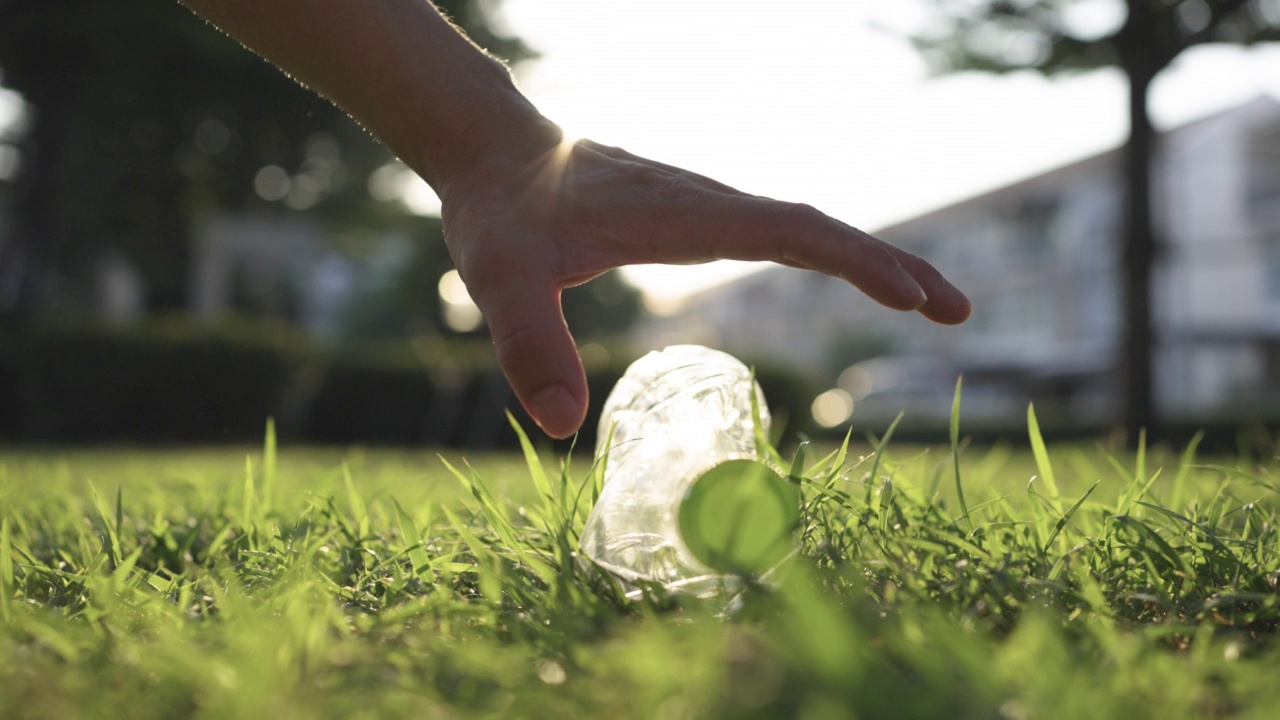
[0,320,19,439]
[1,319,822,449]
[13,317,309,443]
[750,360,821,445]
[302,343,442,445]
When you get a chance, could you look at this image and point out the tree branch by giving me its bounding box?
[1184,0,1258,47]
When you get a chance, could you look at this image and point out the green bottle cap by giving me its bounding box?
[678,459,799,575]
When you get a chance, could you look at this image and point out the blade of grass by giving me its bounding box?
[592,421,615,508]
[1044,481,1099,553]
[440,457,557,585]
[508,410,554,505]
[1170,431,1204,510]
[263,417,277,514]
[394,498,432,577]
[868,412,903,489]
[1026,482,1051,551]
[110,547,145,594]
[442,506,505,603]
[831,428,851,478]
[554,435,580,519]
[1,516,12,620]
[88,481,122,570]
[878,477,896,536]
[1111,514,1196,582]
[1118,468,1164,518]
[1195,464,1280,495]
[242,455,256,529]
[749,368,785,468]
[788,442,809,484]
[115,485,124,554]
[1027,403,1061,508]
[950,377,972,534]
[1135,501,1234,550]
[1135,428,1147,500]
[343,464,370,539]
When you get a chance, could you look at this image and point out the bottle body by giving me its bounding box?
[580,345,770,593]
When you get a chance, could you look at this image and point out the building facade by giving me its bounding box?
[635,97,1280,428]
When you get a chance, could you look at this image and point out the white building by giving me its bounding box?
[635,96,1280,428]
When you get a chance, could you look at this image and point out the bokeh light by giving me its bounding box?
[438,269,484,332]
[811,388,854,428]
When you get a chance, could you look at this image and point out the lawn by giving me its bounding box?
[3,412,1280,720]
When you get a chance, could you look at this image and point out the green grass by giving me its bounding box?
[3,408,1280,720]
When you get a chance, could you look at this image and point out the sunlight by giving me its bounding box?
[438,269,483,332]
[500,0,1280,305]
[811,388,855,428]
[0,144,20,181]
[396,171,443,216]
[367,160,442,216]
[622,261,763,313]
[0,88,24,136]
[526,132,579,201]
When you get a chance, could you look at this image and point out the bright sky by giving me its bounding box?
[5,4,1269,306]
[479,0,1280,304]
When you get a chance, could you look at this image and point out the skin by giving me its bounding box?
[179,0,972,439]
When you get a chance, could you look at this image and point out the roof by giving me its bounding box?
[871,94,1280,238]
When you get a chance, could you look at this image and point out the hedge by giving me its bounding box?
[0,318,817,449]
[4,318,305,443]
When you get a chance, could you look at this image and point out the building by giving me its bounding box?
[635,96,1280,429]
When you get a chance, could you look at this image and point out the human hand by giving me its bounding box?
[175,0,963,439]
[439,130,972,439]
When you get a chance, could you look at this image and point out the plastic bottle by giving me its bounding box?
[580,345,793,596]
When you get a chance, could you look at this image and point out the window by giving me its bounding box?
[1247,122,1280,222]
[1263,342,1280,389]
[1266,230,1280,300]
[1004,194,1062,265]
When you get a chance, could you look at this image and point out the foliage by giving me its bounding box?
[561,271,644,343]
[0,317,637,447]
[5,402,1280,717]
[902,0,1280,442]
[7,316,308,443]
[0,318,807,447]
[907,0,1280,79]
[0,0,531,311]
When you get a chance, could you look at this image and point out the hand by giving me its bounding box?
[439,131,972,439]
[174,1,966,440]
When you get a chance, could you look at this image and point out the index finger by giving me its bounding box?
[651,190,971,323]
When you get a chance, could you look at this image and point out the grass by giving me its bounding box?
[2,406,1280,720]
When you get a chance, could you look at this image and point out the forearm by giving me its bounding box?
[179,0,559,191]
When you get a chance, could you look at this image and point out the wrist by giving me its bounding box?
[428,81,564,204]
[388,47,559,193]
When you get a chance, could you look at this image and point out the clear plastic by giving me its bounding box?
[580,345,770,594]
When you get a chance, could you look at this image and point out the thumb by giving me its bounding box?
[482,282,588,439]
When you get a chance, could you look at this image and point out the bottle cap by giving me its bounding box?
[678,459,799,575]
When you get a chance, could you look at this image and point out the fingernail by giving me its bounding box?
[531,385,582,439]
[947,284,973,310]
[887,262,927,308]
[903,278,928,308]
[912,284,929,306]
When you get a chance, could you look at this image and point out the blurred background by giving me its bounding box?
[0,0,1278,449]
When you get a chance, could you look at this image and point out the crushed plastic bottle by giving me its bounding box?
[580,345,795,596]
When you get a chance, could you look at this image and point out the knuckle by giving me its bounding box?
[494,322,542,364]
[773,201,823,226]
[650,172,692,202]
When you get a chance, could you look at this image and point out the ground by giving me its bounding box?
[3,416,1280,719]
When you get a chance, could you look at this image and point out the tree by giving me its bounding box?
[0,0,531,316]
[905,0,1280,440]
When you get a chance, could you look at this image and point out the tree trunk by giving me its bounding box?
[9,103,61,315]
[1120,67,1159,443]
[6,75,79,317]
